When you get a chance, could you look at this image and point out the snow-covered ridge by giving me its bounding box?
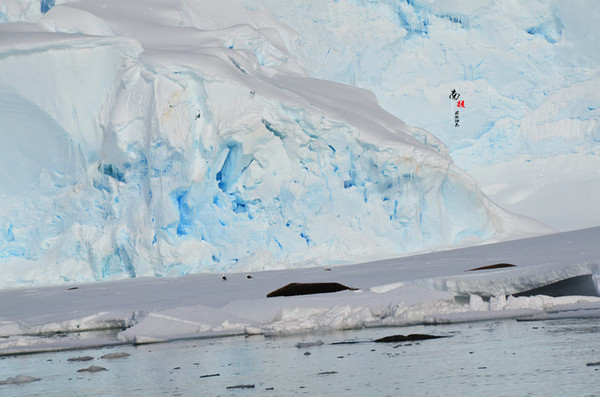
[0,227,598,355]
[0,0,550,287]
[241,0,600,231]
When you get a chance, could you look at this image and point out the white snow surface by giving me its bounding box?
[0,227,598,355]
[0,0,553,287]
[243,0,600,231]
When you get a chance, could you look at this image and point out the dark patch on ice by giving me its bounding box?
[199,373,220,378]
[262,119,285,139]
[77,365,107,373]
[513,274,598,297]
[467,263,515,271]
[67,356,94,362]
[374,334,448,343]
[227,384,255,389]
[330,341,364,345]
[101,353,130,359]
[99,163,125,183]
[267,282,359,297]
[227,56,248,75]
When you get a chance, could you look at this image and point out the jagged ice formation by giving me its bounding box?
[241,0,600,231]
[0,0,548,287]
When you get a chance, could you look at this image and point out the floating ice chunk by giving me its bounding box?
[468,294,488,311]
[0,321,22,337]
[77,365,107,373]
[295,340,324,348]
[424,308,541,325]
[0,375,41,385]
[67,356,94,362]
[101,352,130,359]
[117,305,249,344]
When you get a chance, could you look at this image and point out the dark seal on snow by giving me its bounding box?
[467,263,515,271]
[267,282,359,297]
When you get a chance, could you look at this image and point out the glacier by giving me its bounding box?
[0,0,558,287]
[240,0,600,231]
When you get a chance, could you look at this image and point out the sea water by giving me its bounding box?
[1,318,599,396]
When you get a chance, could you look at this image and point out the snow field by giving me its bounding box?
[0,228,598,355]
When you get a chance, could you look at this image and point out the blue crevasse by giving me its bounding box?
[526,17,564,44]
[41,0,55,14]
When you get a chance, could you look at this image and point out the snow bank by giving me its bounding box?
[0,228,598,355]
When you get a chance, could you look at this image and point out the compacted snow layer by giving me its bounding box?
[0,0,551,288]
[242,0,600,231]
[0,228,598,355]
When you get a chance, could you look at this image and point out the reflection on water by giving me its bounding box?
[1,318,599,396]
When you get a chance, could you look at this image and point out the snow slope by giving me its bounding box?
[0,0,550,287]
[0,227,598,355]
[241,0,600,231]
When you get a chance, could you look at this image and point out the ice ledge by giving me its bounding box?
[390,262,600,298]
[0,31,142,56]
[0,227,598,354]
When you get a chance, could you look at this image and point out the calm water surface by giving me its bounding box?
[1,318,599,396]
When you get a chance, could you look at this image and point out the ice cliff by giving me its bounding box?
[241,0,600,231]
[0,0,548,287]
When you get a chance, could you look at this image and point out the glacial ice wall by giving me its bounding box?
[240,0,600,231]
[0,0,547,287]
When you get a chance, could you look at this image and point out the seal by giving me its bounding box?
[267,282,359,297]
[467,263,515,271]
